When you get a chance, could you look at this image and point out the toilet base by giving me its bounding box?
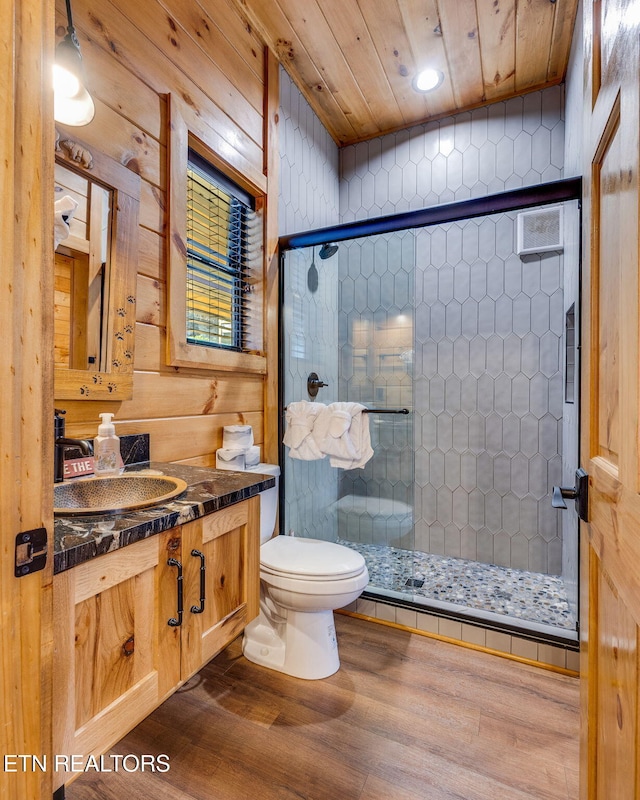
[243,607,340,680]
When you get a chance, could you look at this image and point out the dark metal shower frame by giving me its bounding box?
[279,177,582,252]
[277,178,583,645]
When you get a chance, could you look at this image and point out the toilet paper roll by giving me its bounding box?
[222,425,254,449]
[216,449,246,471]
[244,445,260,467]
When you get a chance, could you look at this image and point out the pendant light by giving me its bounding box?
[53,0,95,126]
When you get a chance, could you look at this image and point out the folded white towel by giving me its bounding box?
[54,194,78,249]
[311,402,373,470]
[283,401,326,460]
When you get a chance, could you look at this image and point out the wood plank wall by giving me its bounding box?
[54,0,279,467]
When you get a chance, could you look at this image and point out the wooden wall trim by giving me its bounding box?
[263,49,280,465]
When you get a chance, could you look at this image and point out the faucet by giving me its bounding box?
[54,409,93,483]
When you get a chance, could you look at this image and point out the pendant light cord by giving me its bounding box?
[65,0,80,48]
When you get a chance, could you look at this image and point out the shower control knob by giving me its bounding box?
[307,372,328,398]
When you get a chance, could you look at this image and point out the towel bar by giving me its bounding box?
[362,408,410,414]
[283,405,410,414]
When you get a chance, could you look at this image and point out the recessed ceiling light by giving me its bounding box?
[413,68,444,93]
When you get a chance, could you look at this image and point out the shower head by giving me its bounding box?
[318,242,339,260]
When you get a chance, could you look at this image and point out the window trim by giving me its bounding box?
[167,97,266,374]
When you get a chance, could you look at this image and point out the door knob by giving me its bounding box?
[552,467,589,522]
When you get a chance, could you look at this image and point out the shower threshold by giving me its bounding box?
[339,540,577,640]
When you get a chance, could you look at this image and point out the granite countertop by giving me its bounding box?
[54,462,274,574]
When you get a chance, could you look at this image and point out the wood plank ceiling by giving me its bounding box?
[229,0,580,146]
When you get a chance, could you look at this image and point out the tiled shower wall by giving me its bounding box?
[339,87,568,574]
[412,215,564,573]
[279,67,340,236]
[279,67,340,539]
[340,87,564,219]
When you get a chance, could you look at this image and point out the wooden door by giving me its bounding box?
[581,2,640,798]
[181,498,260,678]
[0,1,54,798]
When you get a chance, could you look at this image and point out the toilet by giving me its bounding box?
[242,464,369,679]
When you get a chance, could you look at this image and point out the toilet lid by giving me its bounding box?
[260,536,366,579]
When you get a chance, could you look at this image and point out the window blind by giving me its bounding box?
[186,150,256,351]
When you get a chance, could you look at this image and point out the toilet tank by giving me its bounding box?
[246,463,280,544]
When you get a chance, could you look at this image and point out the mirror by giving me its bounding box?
[54,165,111,372]
[54,132,140,400]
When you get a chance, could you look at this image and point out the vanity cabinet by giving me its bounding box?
[179,500,260,677]
[52,496,259,790]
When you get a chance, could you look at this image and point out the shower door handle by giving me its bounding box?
[552,468,589,522]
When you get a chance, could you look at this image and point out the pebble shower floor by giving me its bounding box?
[339,540,575,631]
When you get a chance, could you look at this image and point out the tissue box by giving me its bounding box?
[222,425,254,449]
[216,449,246,470]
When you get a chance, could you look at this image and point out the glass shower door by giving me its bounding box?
[281,233,417,593]
[334,232,416,598]
[282,245,340,542]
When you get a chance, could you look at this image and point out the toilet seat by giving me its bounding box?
[260,536,366,581]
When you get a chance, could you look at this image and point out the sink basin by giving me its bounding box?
[54,474,188,516]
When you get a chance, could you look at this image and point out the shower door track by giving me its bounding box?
[358,590,580,649]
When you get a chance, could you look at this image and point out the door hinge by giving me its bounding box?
[15,527,48,577]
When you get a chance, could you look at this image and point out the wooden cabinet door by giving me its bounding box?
[52,532,181,791]
[181,497,260,678]
[581,3,640,798]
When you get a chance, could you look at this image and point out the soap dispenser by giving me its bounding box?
[94,413,121,477]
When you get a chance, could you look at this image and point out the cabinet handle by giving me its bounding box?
[167,557,183,627]
[190,549,206,614]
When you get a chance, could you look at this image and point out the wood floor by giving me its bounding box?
[66,615,579,800]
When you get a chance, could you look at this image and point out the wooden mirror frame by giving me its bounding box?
[54,132,141,400]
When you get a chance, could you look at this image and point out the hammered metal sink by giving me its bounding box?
[54,474,188,516]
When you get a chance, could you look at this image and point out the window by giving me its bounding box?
[186,150,254,351]
[167,97,266,374]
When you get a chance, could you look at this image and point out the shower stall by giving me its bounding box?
[279,180,581,644]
